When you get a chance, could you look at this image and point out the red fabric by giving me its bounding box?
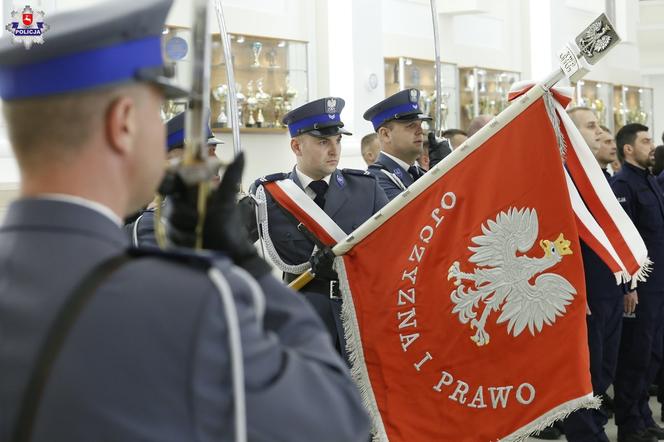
[263,181,338,246]
[343,99,592,441]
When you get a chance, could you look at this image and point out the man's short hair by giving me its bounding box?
[441,129,467,138]
[2,85,126,168]
[616,123,649,161]
[566,106,596,125]
[361,133,378,154]
[599,125,611,134]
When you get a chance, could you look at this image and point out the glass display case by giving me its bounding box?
[384,57,459,131]
[162,27,309,132]
[458,67,520,131]
[570,80,614,131]
[613,85,653,131]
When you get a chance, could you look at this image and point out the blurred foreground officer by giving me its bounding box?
[247,98,388,360]
[611,124,664,442]
[0,1,371,441]
[125,110,223,248]
[364,89,449,200]
[561,109,624,442]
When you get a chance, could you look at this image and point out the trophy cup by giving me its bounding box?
[591,98,605,125]
[477,69,487,94]
[410,65,421,87]
[255,79,271,128]
[245,81,257,127]
[266,48,279,69]
[212,84,228,126]
[251,41,263,68]
[272,96,285,127]
[283,76,298,114]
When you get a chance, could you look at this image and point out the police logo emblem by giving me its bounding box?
[409,89,418,103]
[393,168,403,179]
[326,98,337,114]
[336,173,345,187]
[5,5,49,49]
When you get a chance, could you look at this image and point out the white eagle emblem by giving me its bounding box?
[409,89,418,103]
[326,98,337,114]
[448,207,576,347]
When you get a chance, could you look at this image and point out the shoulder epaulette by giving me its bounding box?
[253,172,289,189]
[367,162,388,172]
[342,168,375,178]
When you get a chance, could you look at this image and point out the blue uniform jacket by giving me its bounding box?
[611,162,664,292]
[0,198,370,442]
[368,152,421,200]
[251,167,388,266]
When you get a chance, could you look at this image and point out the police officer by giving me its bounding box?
[363,89,450,200]
[125,110,223,248]
[0,1,371,441]
[247,97,388,360]
[560,109,624,442]
[611,123,664,442]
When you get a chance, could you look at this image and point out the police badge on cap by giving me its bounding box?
[283,97,352,138]
[363,89,432,131]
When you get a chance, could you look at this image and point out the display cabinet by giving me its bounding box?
[613,85,653,131]
[458,67,520,131]
[384,57,459,131]
[161,27,309,132]
[570,79,614,131]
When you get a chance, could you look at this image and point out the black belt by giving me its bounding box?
[301,277,341,300]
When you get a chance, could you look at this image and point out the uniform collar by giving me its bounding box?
[294,166,331,190]
[623,161,651,177]
[381,151,413,171]
[35,193,123,226]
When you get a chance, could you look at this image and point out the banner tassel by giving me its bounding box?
[335,257,389,442]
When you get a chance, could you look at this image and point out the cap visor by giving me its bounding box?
[308,126,353,137]
[153,77,189,99]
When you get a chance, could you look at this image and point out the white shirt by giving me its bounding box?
[295,167,332,200]
[381,151,413,171]
[37,193,123,227]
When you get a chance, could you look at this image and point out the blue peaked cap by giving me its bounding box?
[363,89,432,131]
[166,111,223,152]
[282,97,352,138]
[0,0,187,101]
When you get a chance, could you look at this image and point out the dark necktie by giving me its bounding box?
[408,165,421,182]
[308,180,328,209]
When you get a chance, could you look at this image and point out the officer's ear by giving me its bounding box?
[623,143,634,156]
[105,92,137,156]
[290,136,303,157]
[378,125,391,144]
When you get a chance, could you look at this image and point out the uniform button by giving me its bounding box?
[285,232,292,238]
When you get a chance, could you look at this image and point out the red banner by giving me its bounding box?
[341,98,593,441]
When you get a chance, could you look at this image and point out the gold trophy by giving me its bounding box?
[245,81,257,127]
[212,84,228,126]
[283,76,297,114]
[272,96,285,127]
[255,79,271,128]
